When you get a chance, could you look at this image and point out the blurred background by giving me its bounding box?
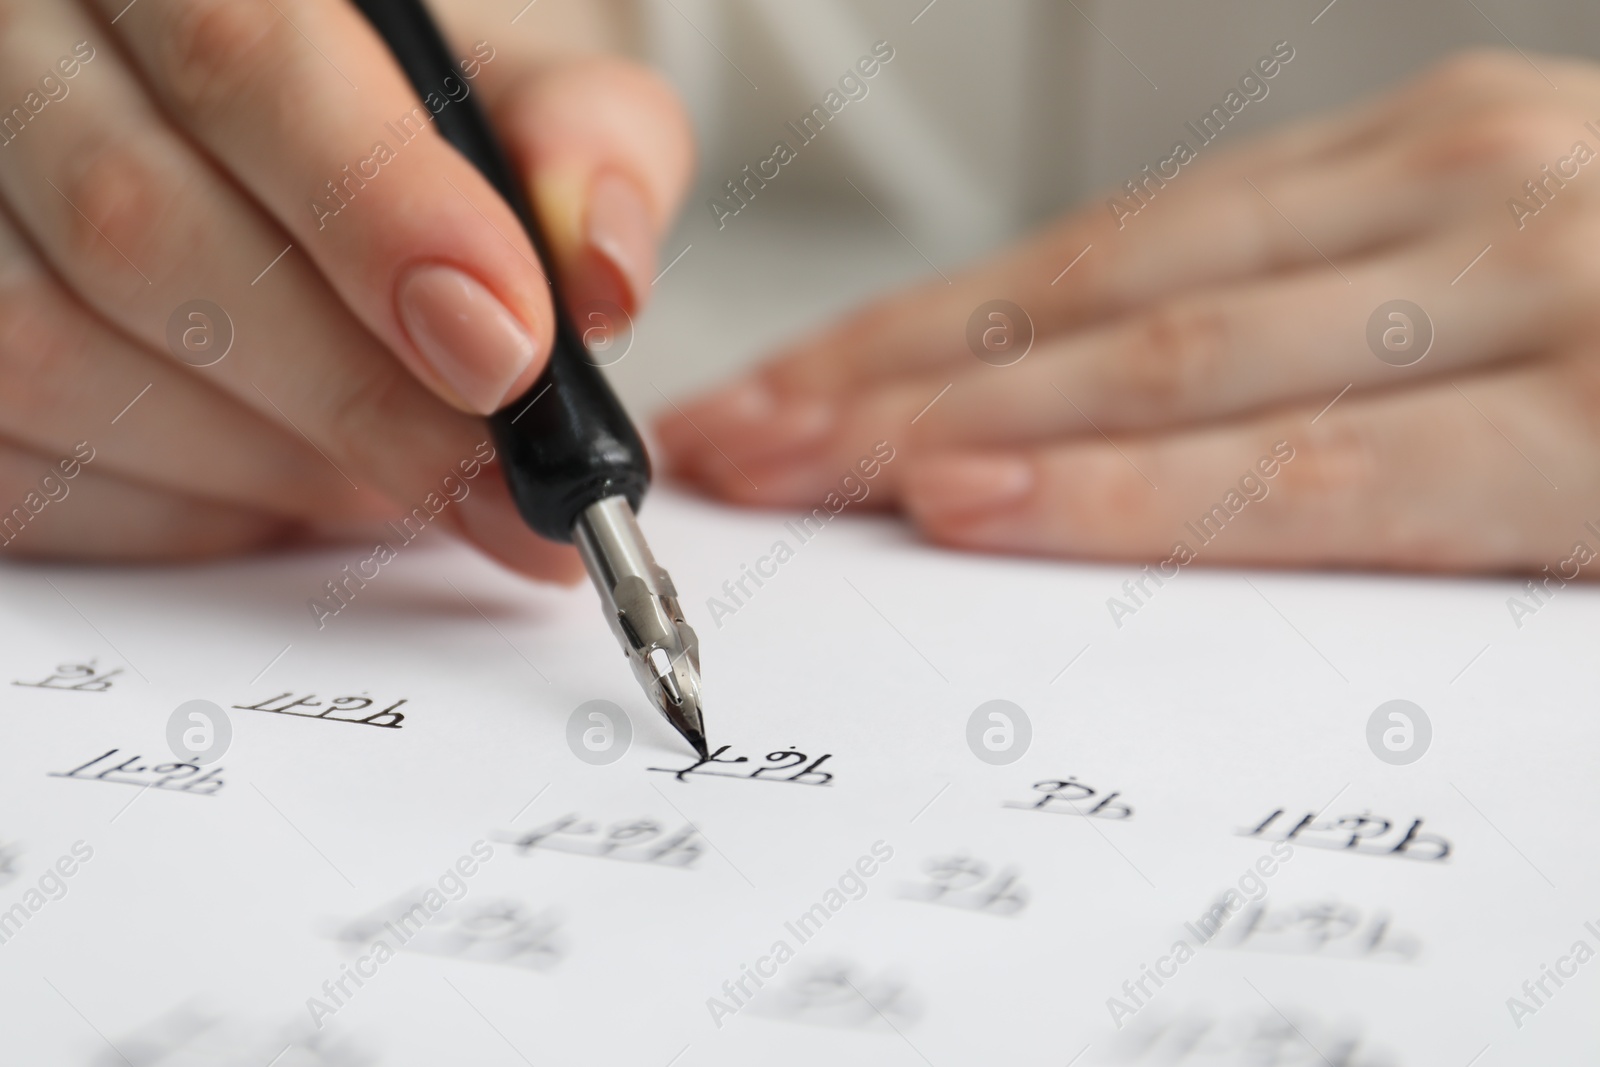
[587,0,1600,412]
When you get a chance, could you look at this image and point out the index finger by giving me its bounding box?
[94,0,554,415]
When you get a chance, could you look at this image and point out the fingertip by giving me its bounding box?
[651,377,772,480]
[678,377,776,423]
[532,543,588,586]
[651,411,702,478]
[496,59,694,313]
[651,405,689,449]
[903,453,1036,548]
[904,454,1035,519]
[571,170,657,316]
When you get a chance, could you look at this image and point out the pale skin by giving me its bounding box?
[661,51,1600,576]
[0,0,691,579]
[0,10,1593,579]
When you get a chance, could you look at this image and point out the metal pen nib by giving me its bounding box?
[572,496,707,758]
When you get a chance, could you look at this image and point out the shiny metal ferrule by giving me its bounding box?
[572,496,704,744]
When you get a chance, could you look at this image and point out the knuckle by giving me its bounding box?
[159,0,280,123]
[1109,303,1231,418]
[56,132,185,294]
[321,359,411,469]
[1271,420,1375,510]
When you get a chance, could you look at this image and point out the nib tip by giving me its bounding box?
[688,732,710,761]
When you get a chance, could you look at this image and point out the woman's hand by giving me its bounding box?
[0,0,691,576]
[659,50,1600,574]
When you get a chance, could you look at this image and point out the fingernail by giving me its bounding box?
[694,378,776,422]
[908,456,1034,519]
[652,381,765,466]
[578,172,656,313]
[398,265,539,415]
[760,397,834,455]
[695,379,833,443]
[662,381,835,481]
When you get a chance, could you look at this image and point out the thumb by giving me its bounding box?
[492,58,696,319]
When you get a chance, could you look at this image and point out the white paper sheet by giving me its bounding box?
[1,487,1595,1066]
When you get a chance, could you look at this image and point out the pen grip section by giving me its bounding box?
[352,0,652,543]
[491,360,649,544]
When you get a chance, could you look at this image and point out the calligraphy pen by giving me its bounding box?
[351,0,708,758]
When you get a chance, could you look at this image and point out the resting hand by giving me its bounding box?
[660,51,1600,574]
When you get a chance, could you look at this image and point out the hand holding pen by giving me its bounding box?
[0,0,690,576]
